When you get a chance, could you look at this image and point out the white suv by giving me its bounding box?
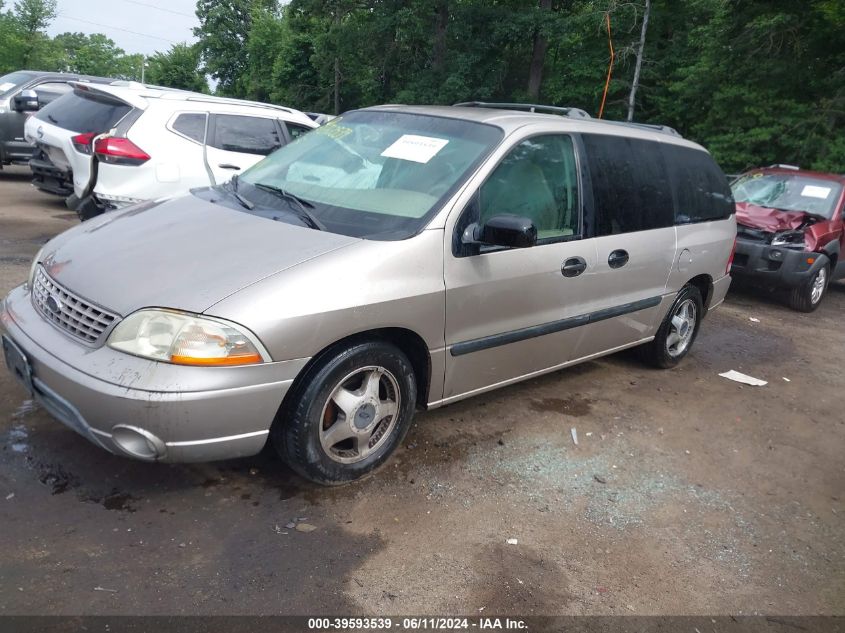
[25,82,317,218]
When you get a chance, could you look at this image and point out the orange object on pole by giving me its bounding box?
[598,12,614,119]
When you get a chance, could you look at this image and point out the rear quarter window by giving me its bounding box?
[662,143,734,223]
[35,90,132,134]
[171,112,206,143]
[286,122,312,140]
[582,134,675,236]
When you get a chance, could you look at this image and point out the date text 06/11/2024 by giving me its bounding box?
[306,617,529,630]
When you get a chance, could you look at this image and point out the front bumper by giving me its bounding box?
[730,237,823,288]
[1,285,309,462]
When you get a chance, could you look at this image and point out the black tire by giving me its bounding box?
[272,340,417,485]
[788,262,829,312]
[639,284,704,369]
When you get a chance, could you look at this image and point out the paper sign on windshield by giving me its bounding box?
[0,82,16,92]
[801,185,831,199]
[381,135,449,163]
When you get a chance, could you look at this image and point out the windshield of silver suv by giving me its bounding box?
[0,71,37,97]
[732,172,843,219]
[235,110,503,240]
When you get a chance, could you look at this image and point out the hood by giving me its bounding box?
[41,195,358,316]
[735,201,817,232]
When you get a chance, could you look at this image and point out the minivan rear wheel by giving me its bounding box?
[639,284,703,369]
[272,340,417,485]
[788,262,829,312]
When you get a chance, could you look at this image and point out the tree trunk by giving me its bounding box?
[627,0,651,122]
[527,0,552,100]
[432,0,449,73]
[334,56,341,115]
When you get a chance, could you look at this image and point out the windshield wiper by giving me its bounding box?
[228,174,254,210]
[252,182,326,231]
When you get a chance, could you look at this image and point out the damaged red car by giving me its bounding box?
[730,165,845,311]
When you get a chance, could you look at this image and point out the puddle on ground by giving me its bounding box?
[35,463,78,495]
[9,423,30,453]
[98,490,139,512]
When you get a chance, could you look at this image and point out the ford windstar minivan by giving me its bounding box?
[1,103,736,484]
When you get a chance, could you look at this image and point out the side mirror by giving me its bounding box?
[13,89,39,112]
[463,214,538,249]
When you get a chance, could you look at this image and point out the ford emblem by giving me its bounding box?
[46,294,63,314]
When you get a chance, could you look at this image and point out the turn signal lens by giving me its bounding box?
[806,257,815,265]
[108,309,268,366]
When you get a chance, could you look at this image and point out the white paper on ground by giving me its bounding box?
[801,185,831,199]
[719,370,767,386]
[381,134,449,163]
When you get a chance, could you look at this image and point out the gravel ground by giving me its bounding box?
[0,166,842,616]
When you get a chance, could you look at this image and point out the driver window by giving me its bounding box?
[479,135,580,240]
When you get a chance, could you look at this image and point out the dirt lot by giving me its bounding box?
[0,165,842,617]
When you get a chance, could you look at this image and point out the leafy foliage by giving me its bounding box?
[0,0,842,172]
[0,0,205,89]
[145,44,209,92]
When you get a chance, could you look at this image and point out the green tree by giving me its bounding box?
[12,0,56,67]
[145,43,209,92]
[194,0,277,96]
[52,32,131,77]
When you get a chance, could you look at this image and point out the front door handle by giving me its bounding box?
[218,163,241,170]
[561,256,587,278]
[608,249,629,269]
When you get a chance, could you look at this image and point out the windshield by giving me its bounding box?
[0,71,37,97]
[732,173,843,219]
[238,110,503,239]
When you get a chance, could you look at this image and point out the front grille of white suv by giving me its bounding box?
[31,266,118,345]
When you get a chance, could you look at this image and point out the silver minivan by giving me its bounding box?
[1,104,736,484]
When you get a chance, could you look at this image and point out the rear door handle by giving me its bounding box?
[608,249,629,269]
[561,256,587,277]
[218,163,241,170]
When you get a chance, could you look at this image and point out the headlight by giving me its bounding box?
[771,230,805,249]
[107,309,269,366]
[26,247,44,291]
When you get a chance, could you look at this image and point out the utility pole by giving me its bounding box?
[140,55,146,83]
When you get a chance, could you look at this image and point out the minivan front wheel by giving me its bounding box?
[639,284,703,369]
[788,262,829,312]
[273,340,417,485]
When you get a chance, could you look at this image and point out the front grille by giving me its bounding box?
[737,225,773,243]
[32,266,119,345]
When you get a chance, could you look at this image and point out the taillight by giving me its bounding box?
[726,237,736,274]
[71,132,96,154]
[94,136,150,166]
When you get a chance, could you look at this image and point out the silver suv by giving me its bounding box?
[1,103,736,484]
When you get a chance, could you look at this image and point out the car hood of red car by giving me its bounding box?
[735,202,815,232]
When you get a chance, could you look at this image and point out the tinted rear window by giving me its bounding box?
[582,134,675,235]
[35,90,132,134]
[662,144,734,223]
[211,115,282,155]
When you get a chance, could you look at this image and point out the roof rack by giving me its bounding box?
[621,121,683,138]
[452,101,684,138]
[182,94,296,115]
[453,101,592,120]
